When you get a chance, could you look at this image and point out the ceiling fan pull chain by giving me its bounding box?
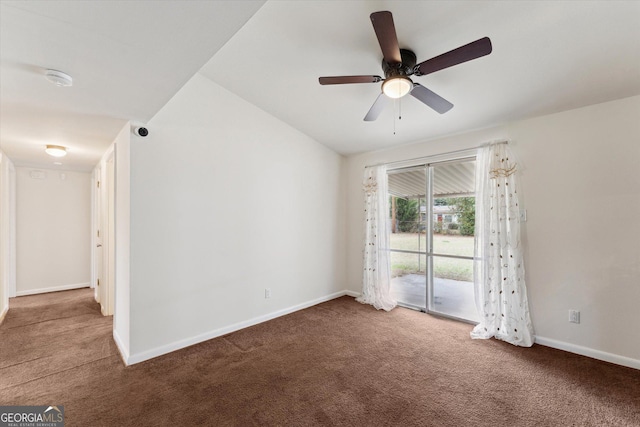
[393,99,397,135]
[393,98,402,135]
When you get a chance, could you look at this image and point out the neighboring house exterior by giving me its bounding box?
[419,205,460,227]
[390,205,460,233]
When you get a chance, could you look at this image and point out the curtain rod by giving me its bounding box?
[364,139,508,169]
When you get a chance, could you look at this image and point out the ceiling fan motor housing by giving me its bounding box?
[382,48,417,79]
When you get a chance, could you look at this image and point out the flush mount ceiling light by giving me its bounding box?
[382,76,413,99]
[45,69,73,87]
[45,145,67,157]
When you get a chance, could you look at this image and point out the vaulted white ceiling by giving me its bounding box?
[201,1,640,154]
[1,1,639,170]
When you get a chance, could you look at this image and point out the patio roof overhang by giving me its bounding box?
[388,162,475,199]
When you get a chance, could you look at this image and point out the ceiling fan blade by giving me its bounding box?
[319,75,382,85]
[364,93,388,121]
[410,83,453,114]
[370,11,402,65]
[414,37,492,76]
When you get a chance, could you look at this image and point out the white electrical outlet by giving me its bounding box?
[265,288,271,299]
[569,310,580,324]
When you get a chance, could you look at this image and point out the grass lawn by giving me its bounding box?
[390,233,474,281]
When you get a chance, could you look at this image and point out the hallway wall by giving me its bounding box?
[0,150,15,320]
[16,167,91,295]
[126,73,346,362]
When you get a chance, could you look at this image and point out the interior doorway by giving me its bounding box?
[93,164,102,306]
[93,151,115,316]
[388,157,479,323]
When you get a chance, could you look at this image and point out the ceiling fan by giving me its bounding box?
[318,11,492,121]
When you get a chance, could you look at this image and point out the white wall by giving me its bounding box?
[15,167,91,295]
[113,122,131,360]
[127,74,345,360]
[510,96,640,364]
[0,150,16,321]
[345,95,640,367]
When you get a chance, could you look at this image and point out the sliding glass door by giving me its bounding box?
[388,166,427,311]
[427,159,478,321]
[389,158,479,323]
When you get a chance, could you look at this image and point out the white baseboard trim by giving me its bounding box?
[0,304,8,325]
[113,329,130,366]
[345,290,360,298]
[535,335,640,370]
[16,282,91,297]
[126,290,350,365]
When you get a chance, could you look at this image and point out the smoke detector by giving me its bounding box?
[45,69,73,87]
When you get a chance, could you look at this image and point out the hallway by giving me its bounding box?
[0,289,117,390]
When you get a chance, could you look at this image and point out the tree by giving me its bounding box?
[448,197,475,236]
[391,197,397,233]
[395,198,419,232]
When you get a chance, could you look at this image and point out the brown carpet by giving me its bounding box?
[1,289,639,426]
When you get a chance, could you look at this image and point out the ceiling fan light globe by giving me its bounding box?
[382,77,412,99]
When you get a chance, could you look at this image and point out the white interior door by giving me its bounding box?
[94,165,104,308]
[92,154,115,316]
[106,157,115,315]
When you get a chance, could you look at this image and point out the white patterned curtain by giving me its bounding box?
[356,165,397,311]
[471,142,534,346]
